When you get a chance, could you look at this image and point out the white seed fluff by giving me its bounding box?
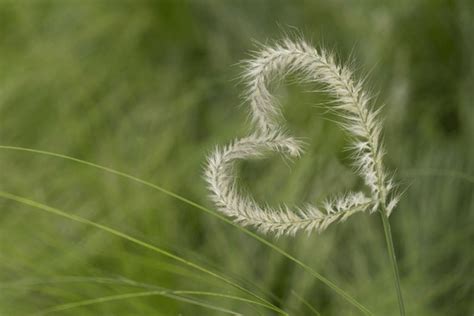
[204,39,398,236]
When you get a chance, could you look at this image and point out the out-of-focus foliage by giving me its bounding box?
[0,1,472,315]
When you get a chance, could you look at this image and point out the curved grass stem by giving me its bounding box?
[0,145,372,315]
[0,191,286,316]
[379,209,405,316]
[34,290,247,315]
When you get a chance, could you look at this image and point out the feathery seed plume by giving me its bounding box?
[204,38,398,236]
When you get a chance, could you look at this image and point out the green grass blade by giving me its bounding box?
[4,277,284,315]
[0,190,286,315]
[0,145,372,315]
[291,290,321,316]
[34,290,243,316]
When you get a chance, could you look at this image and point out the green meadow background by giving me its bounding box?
[0,1,472,315]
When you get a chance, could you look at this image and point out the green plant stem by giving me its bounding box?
[35,290,274,315]
[0,145,373,315]
[0,191,287,316]
[379,208,405,316]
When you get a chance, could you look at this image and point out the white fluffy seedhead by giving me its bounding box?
[204,38,398,236]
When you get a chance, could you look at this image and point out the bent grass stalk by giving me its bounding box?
[34,291,240,316]
[34,290,275,316]
[204,39,399,236]
[4,277,272,315]
[0,191,286,316]
[203,39,405,314]
[291,290,321,316]
[0,145,372,315]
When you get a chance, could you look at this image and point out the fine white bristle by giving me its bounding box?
[204,38,398,236]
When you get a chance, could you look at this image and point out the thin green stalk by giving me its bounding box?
[5,277,275,315]
[0,191,286,316]
[0,145,372,315]
[291,290,320,316]
[379,208,405,316]
[34,290,247,316]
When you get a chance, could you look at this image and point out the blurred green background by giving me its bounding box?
[0,1,472,315]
